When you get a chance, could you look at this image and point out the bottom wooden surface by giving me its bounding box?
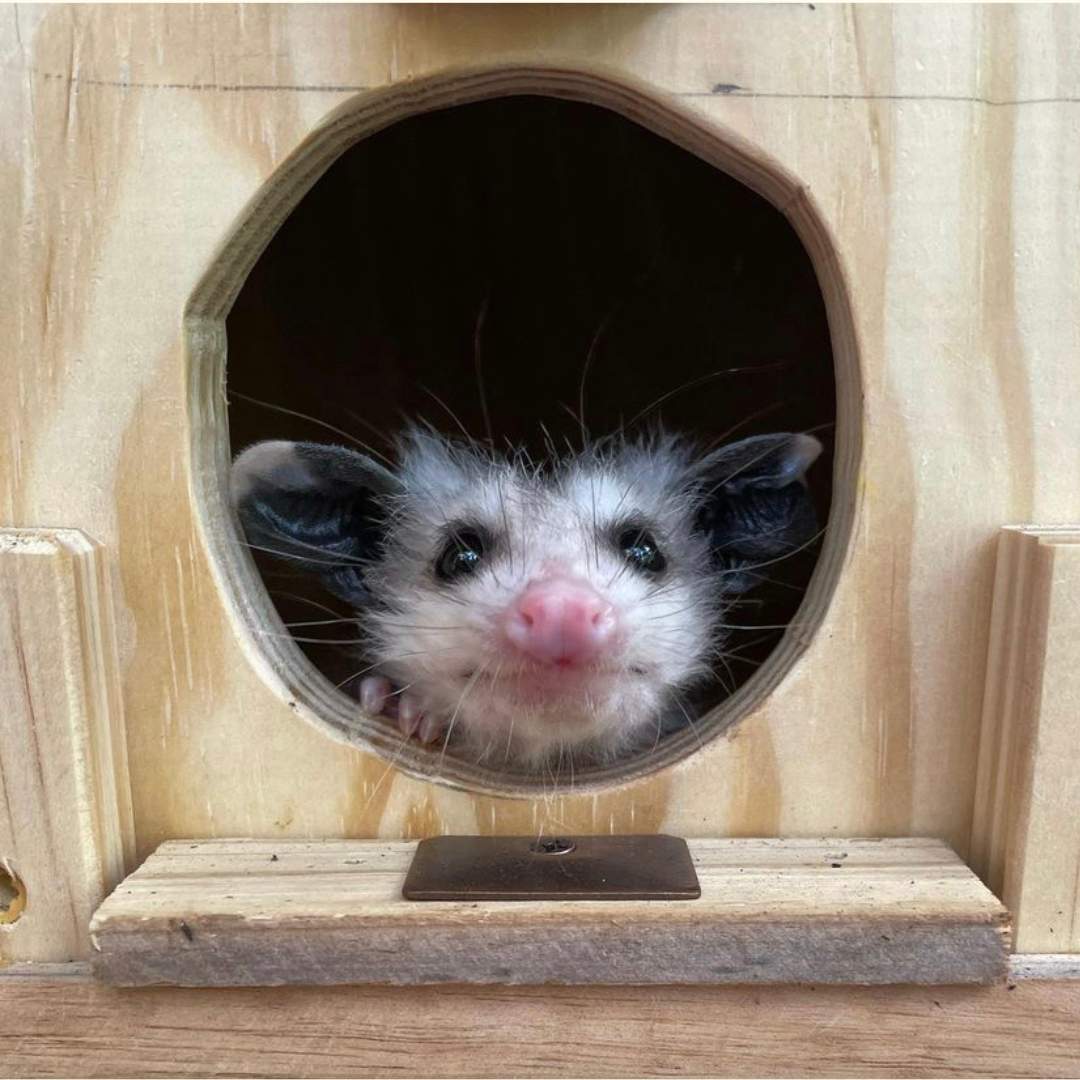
[3,979,1080,1079]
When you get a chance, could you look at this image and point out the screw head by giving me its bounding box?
[529,837,576,856]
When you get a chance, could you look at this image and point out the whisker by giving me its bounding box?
[626,360,794,429]
[418,384,474,445]
[228,390,395,468]
[474,295,494,448]
[716,523,829,578]
[436,659,492,777]
[335,405,398,456]
[700,398,788,451]
[253,629,370,644]
[577,301,621,452]
[333,647,470,689]
[269,591,347,618]
[237,538,370,568]
[282,619,360,630]
[671,693,706,751]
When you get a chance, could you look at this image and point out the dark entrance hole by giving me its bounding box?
[226,94,835,776]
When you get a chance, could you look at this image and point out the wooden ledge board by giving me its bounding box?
[90,838,1009,987]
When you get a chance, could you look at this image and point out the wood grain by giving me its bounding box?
[4,979,1080,1079]
[970,527,1080,953]
[2,3,1080,960]
[89,838,1008,987]
[0,530,135,963]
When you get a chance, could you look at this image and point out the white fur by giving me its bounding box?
[362,432,725,766]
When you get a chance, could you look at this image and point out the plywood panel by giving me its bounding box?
[0,4,1078,959]
[0,530,134,962]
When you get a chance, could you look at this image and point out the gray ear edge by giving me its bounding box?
[230,440,401,507]
[700,433,823,495]
[231,440,311,506]
[769,433,823,485]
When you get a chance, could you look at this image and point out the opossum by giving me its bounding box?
[231,428,822,767]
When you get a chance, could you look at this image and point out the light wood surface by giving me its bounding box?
[4,979,1080,1079]
[89,838,1008,987]
[0,530,135,963]
[3,3,1080,961]
[970,527,1080,953]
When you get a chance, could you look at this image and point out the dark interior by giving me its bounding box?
[226,95,835,744]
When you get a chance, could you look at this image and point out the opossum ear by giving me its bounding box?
[695,433,823,594]
[230,441,400,604]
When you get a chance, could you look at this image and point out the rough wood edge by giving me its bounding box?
[8,953,1080,985]
[0,962,93,983]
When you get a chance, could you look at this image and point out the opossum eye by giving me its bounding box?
[616,528,666,575]
[435,530,485,581]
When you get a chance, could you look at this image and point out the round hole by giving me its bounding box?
[191,69,860,795]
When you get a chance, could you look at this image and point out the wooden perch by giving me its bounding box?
[90,837,1009,987]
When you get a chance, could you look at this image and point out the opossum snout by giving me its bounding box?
[504,578,618,667]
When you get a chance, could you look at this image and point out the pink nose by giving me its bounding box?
[505,579,617,667]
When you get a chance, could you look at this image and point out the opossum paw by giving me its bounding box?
[359,675,393,716]
[397,691,446,745]
[359,677,446,745]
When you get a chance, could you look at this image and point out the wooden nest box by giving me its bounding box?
[2,8,1079,1069]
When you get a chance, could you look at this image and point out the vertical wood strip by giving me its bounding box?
[0,529,134,962]
[971,526,1080,952]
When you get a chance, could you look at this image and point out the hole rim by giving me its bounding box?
[187,63,862,798]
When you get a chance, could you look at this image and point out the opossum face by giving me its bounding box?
[363,434,725,765]
[232,429,821,766]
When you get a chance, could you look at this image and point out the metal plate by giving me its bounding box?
[402,834,701,901]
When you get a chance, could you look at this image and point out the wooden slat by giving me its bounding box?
[90,838,1008,987]
[0,529,135,963]
[1009,954,1080,981]
[4,979,1080,1079]
[970,527,1080,952]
